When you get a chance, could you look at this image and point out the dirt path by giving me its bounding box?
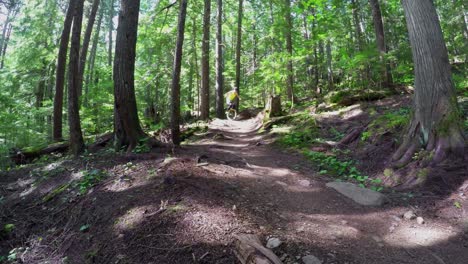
[174,117,468,264]
[1,116,467,264]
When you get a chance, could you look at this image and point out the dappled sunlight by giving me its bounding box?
[384,224,460,247]
[180,204,243,245]
[114,205,157,232]
[313,104,363,119]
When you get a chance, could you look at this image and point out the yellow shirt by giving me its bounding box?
[226,91,238,102]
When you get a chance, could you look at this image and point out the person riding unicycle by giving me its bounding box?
[225,88,240,120]
[225,88,240,110]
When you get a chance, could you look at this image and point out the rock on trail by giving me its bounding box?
[326,182,387,206]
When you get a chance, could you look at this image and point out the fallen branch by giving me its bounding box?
[234,234,283,264]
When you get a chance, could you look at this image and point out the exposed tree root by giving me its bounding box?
[338,127,364,146]
[392,121,465,168]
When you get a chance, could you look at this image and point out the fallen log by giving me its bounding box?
[10,132,115,164]
[234,234,283,264]
[10,142,69,164]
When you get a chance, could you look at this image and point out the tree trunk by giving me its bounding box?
[53,0,76,142]
[0,22,12,69]
[235,0,243,111]
[326,39,334,91]
[351,0,363,51]
[78,0,101,100]
[170,0,188,145]
[369,0,392,87]
[113,0,146,152]
[108,0,115,67]
[85,3,104,107]
[393,0,465,166]
[284,0,294,103]
[200,0,211,120]
[68,0,86,156]
[215,0,224,118]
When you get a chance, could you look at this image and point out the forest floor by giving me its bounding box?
[1,96,468,264]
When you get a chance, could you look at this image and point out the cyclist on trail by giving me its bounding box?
[225,88,240,111]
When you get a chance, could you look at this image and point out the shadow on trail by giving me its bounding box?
[1,113,466,263]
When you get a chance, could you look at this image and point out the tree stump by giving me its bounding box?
[265,95,282,118]
[234,234,283,264]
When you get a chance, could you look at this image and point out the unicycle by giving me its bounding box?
[226,108,237,120]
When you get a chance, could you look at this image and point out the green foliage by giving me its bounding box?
[304,150,383,191]
[3,224,15,234]
[277,112,319,148]
[77,169,107,194]
[361,107,411,142]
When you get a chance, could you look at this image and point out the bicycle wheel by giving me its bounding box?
[226,109,237,120]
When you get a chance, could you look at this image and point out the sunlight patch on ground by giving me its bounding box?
[114,206,156,232]
[181,205,242,244]
[288,214,362,241]
[384,225,460,247]
[313,104,363,120]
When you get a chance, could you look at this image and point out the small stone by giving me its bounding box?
[298,180,311,187]
[403,210,417,220]
[302,255,322,264]
[340,220,348,225]
[266,237,282,249]
[417,217,425,225]
[276,181,288,187]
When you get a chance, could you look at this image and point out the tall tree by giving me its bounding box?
[369,0,392,87]
[85,4,105,106]
[215,0,224,118]
[284,0,294,102]
[393,0,464,166]
[108,0,115,66]
[170,0,188,145]
[200,0,211,120]
[53,0,76,141]
[113,0,146,152]
[68,0,86,156]
[77,0,101,99]
[234,0,243,110]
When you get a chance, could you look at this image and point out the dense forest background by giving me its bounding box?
[0,0,466,162]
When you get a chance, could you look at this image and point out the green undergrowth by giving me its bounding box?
[361,107,411,143]
[41,168,108,202]
[273,109,383,191]
[304,150,383,191]
[275,111,320,148]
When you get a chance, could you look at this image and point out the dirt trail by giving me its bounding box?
[1,115,467,264]
[174,117,468,264]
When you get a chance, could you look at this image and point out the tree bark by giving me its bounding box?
[108,0,115,67]
[85,3,104,107]
[234,0,243,111]
[78,0,101,100]
[369,0,392,88]
[0,22,12,69]
[284,0,294,103]
[393,0,465,166]
[53,0,76,141]
[170,0,188,145]
[68,0,86,156]
[326,39,334,91]
[113,0,146,152]
[200,0,211,120]
[215,0,224,118]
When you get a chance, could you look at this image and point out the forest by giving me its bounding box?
[0,0,467,263]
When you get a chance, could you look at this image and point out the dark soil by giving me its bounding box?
[1,96,467,264]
